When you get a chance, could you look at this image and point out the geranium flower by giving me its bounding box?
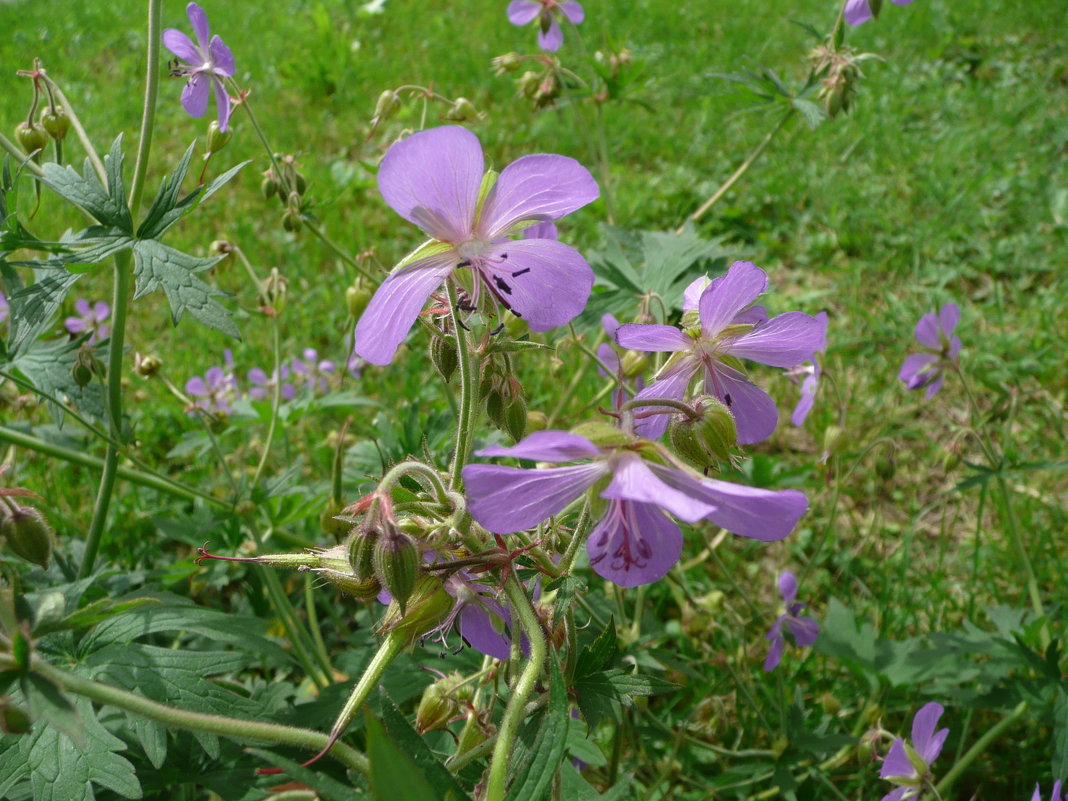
[248,365,296,402]
[783,310,828,426]
[898,303,961,399]
[844,0,916,26]
[763,570,820,671]
[163,2,235,131]
[353,126,598,365]
[462,430,807,587]
[291,348,336,394]
[186,350,239,414]
[1032,781,1064,801]
[879,702,949,801]
[64,298,110,344]
[616,261,824,443]
[507,0,585,52]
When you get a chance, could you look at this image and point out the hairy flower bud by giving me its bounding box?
[446,97,480,123]
[206,119,232,154]
[14,122,48,159]
[372,89,402,124]
[526,410,548,433]
[71,347,97,388]
[416,672,469,733]
[667,396,737,470]
[570,420,635,450]
[0,506,53,568]
[373,526,421,615]
[346,523,377,582]
[503,395,527,442]
[133,352,162,378]
[492,52,522,74]
[430,335,458,383]
[261,170,280,200]
[39,107,69,141]
[281,209,301,232]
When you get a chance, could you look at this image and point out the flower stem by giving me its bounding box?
[484,575,547,801]
[18,655,368,775]
[41,76,107,185]
[446,280,478,490]
[128,0,161,213]
[378,460,450,504]
[251,320,284,489]
[934,701,1028,796]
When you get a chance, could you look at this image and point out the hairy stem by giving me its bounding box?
[446,280,478,490]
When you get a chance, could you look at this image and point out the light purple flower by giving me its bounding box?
[346,353,364,380]
[423,570,515,660]
[186,349,238,414]
[783,310,829,426]
[1032,781,1064,801]
[291,348,336,394]
[507,0,585,52]
[353,126,598,365]
[0,291,8,325]
[248,365,296,402]
[763,571,820,671]
[163,2,235,131]
[844,0,916,26]
[462,430,807,587]
[617,261,824,443]
[64,298,111,344]
[898,303,961,400]
[879,702,949,801]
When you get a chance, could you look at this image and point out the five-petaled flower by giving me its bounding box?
[616,261,825,443]
[462,429,807,587]
[763,570,820,671]
[507,0,585,52]
[186,350,239,414]
[784,310,829,426]
[879,701,949,801]
[163,2,236,131]
[64,298,111,344]
[844,0,916,27]
[898,303,961,399]
[354,126,599,365]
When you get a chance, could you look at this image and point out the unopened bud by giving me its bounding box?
[206,119,232,154]
[430,335,458,383]
[503,395,527,442]
[446,97,480,123]
[416,672,469,733]
[569,420,634,450]
[822,425,844,460]
[14,122,48,159]
[263,268,287,313]
[619,350,648,379]
[281,209,301,232]
[517,70,541,99]
[38,107,69,141]
[526,410,548,433]
[1,506,53,568]
[346,523,377,581]
[261,171,280,200]
[492,52,522,74]
[667,396,736,469]
[133,352,162,378]
[346,285,372,319]
[71,348,96,388]
[373,526,421,615]
[372,89,402,123]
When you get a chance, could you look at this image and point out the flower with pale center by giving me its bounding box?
[354,126,598,365]
[616,261,825,444]
[462,429,807,587]
[162,2,235,131]
[898,303,961,399]
[879,702,949,801]
[507,0,585,52]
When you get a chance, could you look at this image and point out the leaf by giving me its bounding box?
[248,749,365,801]
[6,229,134,270]
[573,619,619,682]
[505,649,568,801]
[547,575,583,632]
[560,764,632,801]
[5,272,84,354]
[791,98,827,130]
[20,673,83,746]
[33,596,161,637]
[365,708,441,801]
[8,337,108,424]
[378,692,468,801]
[131,239,239,338]
[573,669,676,730]
[1053,687,1068,780]
[38,137,132,233]
[813,598,877,686]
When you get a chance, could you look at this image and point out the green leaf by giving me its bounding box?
[5,273,84,354]
[505,649,568,801]
[813,598,877,686]
[791,98,827,130]
[574,668,675,730]
[33,596,161,637]
[21,673,83,746]
[1053,687,1068,780]
[248,748,365,801]
[365,708,441,801]
[560,764,632,801]
[378,692,468,801]
[8,337,108,424]
[5,228,134,270]
[573,619,619,682]
[547,575,583,633]
[38,137,132,233]
[131,239,239,338]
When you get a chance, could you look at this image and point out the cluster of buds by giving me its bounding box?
[517,67,560,110]
[480,360,527,442]
[0,481,53,569]
[260,154,308,233]
[666,395,739,472]
[14,60,68,164]
[810,43,868,119]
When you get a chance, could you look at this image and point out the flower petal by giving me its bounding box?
[698,261,768,337]
[727,312,824,367]
[880,737,917,780]
[704,361,780,445]
[459,603,511,660]
[778,571,798,604]
[682,276,711,312]
[630,363,697,440]
[587,500,682,587]
[64,317,86,334]
[209,35,234,76]
[733,304,768,327]
[507,0,541,25]
[75,298,90,316]
[481,239,592,332]
[353,253,455,365]
[763,628,784,671]
[524,220,558,240]
[92,301,110,320]
[186,2,211,52]
[880,788,909,801]
[181,74,211,118]
[378,126,483,243]
[938,303,960,337]
[911,702,948,764]
[913,310,941,349]
[538,17,564,52]
[560,1,585,24]
[691,477,807,541]
[844,0,873,26]
[478,154,599,239]
[162,29,200,62]
[898,353,937,387]
[601,453,716,523]
[791,372,818,426]
[924,374,945,399]
[475,430,601,462]
[615,323,691,352]
[463,462,608,532]
[785,615,820,647]
[213,77,231,132]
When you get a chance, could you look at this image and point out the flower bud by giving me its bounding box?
[446,97,480,123]
[503,395,527,442]
[293,172,308,196]
[517,71,541,99]
[262,268,287,314]
[415,672,469,733]
[261,171,280,200]
[455,709,489,758]
[346,523,377,582]
[346,285,372,319]
[309,543,381,600]
[133,352,162,378]
[14,122,48,158]
[666,396,736,470]
[373,526,421,615]
[281,209,301,232]
[71,347,97,388]
[492,52,522,74]
[526,410,548,433]
[372,89,402,124]
[206,120,232,154]
[485,388,505,430]
[821,425,844,460]
[619,350,648,380]
[430,335,458,383]
[38,107,69,141]
[378,575,452,644]
[0,506,53,568]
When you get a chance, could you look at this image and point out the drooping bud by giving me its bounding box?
[206,120,232,154]
[526,410,548,433]
[503,395,527,442]
[517,70,541,99]
[666,396,737,470]
[446,97,480,123]
[133,352,162,378]
[821,425,844,462]
[346,284,372,319]
[415,672,470,733]
[262,268,287,315]
[491,52,522,74]
[430,335,458,383]
[619,350,648,380]
[372,526,421,615]
[0,506,53,568]
[38,106,69,141]
[261,170,280,200]
[14,122,48,159]
[372,89,402,124]
[281,208,301,232]
[346,523,377,582]
[71,347,97,388]
[485,388,505,430]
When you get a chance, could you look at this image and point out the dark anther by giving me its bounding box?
[492,275,513,295]
[490,323,505,335]
[512,267,531,277]
[724,393,733,407]
[457,259,471,268]
[455,316,471,332]
[499,252,508,260]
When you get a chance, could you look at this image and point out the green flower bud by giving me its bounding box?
[206,120,232,154]
[569,420,635,450]
[517,70,541,99]
[38,107,69,141]
[261,171,280,200]
[446,97,480,123]
[1,506,53,568]
[504,395,527,442]
[372,89,402,123]
[346,285,372,318]
[455,709,488,758]
[485,388,505,430]
[133,352,162,378]
[666,396,736,470]
[293,172,308,196]
[822,425,844,460]
[281,209,301,232]
[378,575,452,644]
[372,526,421,615]
[619,350,648,379]
[430,335,458,383]
[346,523,377,582]
[416,672,468,733]
[14,122,48,158]
[71,349,95,388]
[526,410,548,433]
[875,455,896,481]
[492,52,523,74]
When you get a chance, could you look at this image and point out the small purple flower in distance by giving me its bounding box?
[463,430,807,587]
[845,0,916,26]
[898,303,961,399]
[186,349,239,414]
[1032,781,1064,801]
[763,571,820,671]
[162,2,236,131]
[879,702,949,801]
[292,348,336,394]
[248,365,296,402]
[783,310,829,426]
[0,290,9,325]
[617,261,824,443]
[507,0,585,52]
[353,126,598,365]
[64,298,111,344]
[346,353,364,380]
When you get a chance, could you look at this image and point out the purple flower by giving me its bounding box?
[163,2,235,131]
[422,570,515,660]
[462,430,807,587]
[763,571,820,671]
[617,261,824,443]
[898,303,961,399]
[879,702,949,801]
[0,291,9,325]
[248,365,296,402]
[64,298,111,344]
[844,0,916,26]
[186,349,238,414]
[353,126,598,365]
[1032,782,1064,801]
[291,348,336,394]
[783,310,829,426]
[346,353,364,380]
[507,0,585,52]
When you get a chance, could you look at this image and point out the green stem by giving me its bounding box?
[446,280,478,490]
[41,77,106,185]
[304,220,375,282]
[677,108,795,233]
[324,629,406,744]
[251,320,283,489]
[128,0,161,213]
[934,701,1028,796]
[378,460,451,504]
[485,575,547,801]
[21,655,368,774]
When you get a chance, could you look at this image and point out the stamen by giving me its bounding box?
[512,267,531,277]
[492,275,513,295]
